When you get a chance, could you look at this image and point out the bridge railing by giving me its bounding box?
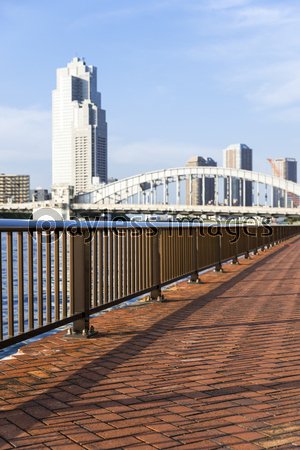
[0,220,299,350]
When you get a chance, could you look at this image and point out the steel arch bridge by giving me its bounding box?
[74,166,300,210]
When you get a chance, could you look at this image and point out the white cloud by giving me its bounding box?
[0,106,51,161]
[234,6,293,27]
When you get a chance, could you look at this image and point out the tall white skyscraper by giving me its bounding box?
[52,57,107,194]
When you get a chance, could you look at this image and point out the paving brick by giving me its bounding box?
[84,435,141,449]
[0,238,299,448]
[61,425,101,444]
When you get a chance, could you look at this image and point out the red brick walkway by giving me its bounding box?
[1,238,300,449]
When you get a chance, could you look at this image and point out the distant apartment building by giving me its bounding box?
[30,187,51,202]
[186,156,217,206]
[52,57,107,195]
[0,175,30,203]
[272,158,297,207]
[223,143,253,206]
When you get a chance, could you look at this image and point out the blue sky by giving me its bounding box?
[1,0,300,189]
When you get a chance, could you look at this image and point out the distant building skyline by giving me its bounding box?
[52,57,107,194]
[272,158,297,207]
[0,175,30,203]
[223,143,253,206]
[185,156,217,206]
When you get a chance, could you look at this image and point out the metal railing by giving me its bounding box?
[0,220,299,349]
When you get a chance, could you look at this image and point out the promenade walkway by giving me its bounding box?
[0,237,300,449]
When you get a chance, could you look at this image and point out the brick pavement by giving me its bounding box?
[0,237,300,448]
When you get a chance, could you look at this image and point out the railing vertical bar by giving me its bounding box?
[27,232,34,330]
[17,232,24,334]
[135,232,139,291]
[168,230,172,281]
[181,229,184,274]
[149,230,153,286]
[127,230,131,295]
[93,231,97,307]
[173,230,176,277]
[0,233,2,341]
[7,232,14,338]
[138,229,144,291]
[104,231,108,303]
[54,230,60,321]
[62,230,67,318]
[165,229,168,282]
[172,231,175,278]
[176,229,180,277]
[131,232,135,293]
[124,230,128,296]
[113,232,118,300]
[98,231,103,305]
[118,232,123,298]
[185,229,188,273]
[141,231,145,290]
[87,237,92,309]
[173,231,176,278]
[145,231,149,289]
[45,231,52,323]
[109,230,113,302]
[169,229,172,279]
[178,228,181,275]
[37,232,43,327]
[160,230,164,283]
[69,234,74,315]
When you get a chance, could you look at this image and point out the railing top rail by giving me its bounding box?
[0,219,295,232]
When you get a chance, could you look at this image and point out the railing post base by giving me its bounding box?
[244,251,250,259]
[214,264,224,273]
[150,288,164,301]
[231,257,240,265]
[188,272,202,284]
[64,326,98,339]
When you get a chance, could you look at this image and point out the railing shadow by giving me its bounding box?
[0,243,294,445]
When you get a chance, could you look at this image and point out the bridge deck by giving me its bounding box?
[0,239,300,449]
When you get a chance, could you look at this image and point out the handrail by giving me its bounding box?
[0,220,299,350]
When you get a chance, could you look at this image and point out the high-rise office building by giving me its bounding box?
[272,158,297,207]
[185,156,217,205]
[223,143,253,206]
[52,57,107,194]
[272,158,297,182]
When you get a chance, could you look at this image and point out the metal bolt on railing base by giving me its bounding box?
[64,326,98,339]
[188,272,202,284]
[147,294,165,302]
[188,277,202,284]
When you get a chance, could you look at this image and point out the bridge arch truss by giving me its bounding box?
[75,167,300,210]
